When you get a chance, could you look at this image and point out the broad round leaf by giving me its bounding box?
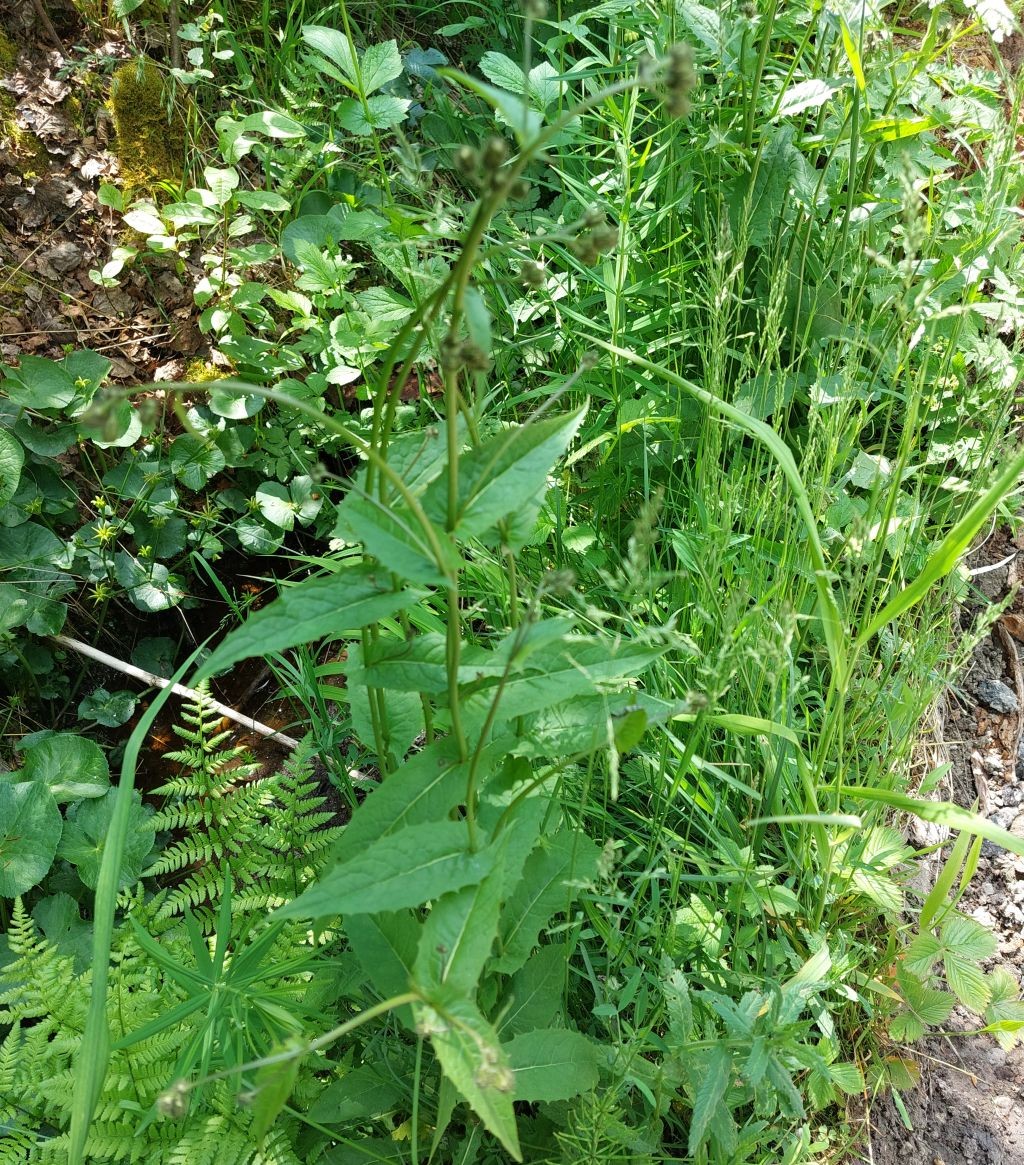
[21,732,111,801]
[0,780,62,895]
[57,788,154,890]
[170,434,226,490]
[0,428,24,508]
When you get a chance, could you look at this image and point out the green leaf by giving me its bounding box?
[425,407,585,541]
[359,40,403,94]
[0,521,67,572]
[688,1045,731,1156]
[500,943,568,1036]
[346,909,421,1005]
[334,489,451,585]
[341,740,476,850]
[983,967,1024,1051]
[279,822,498,919]
[127,563,185,612]
[170,434,226,490]
[345,640,423,760]
[415,860,505,996]
[57,788,154,890]
[479,51,526,96]
[78,688,137,727]
[0,779,62,896]
[203,165,240,205]
[4,355,77,408]
[415,993,521,1161]
[942,913,998,964]
[309,1065,405,1123]
[505,1029,600,1102]
[250,1036,304,1142]
[495,831,600,973]
[195,565,416,679]
[336,94,411,134]
[234,190,292,212]
[443,68,543,143]
[0,428,25,508]
[21,732,110,801]
[255,482,296,530]
[302,24,359,86]
[944,954,991,1013]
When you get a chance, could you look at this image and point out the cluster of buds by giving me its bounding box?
[570,206,618,265]
[440,332,492,374]
[453,136,529,200]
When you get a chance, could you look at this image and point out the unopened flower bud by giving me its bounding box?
[519,260,546,288]
[481,136,510,171]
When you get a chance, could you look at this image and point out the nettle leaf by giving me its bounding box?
[170,434,226,490]
[505,1029,600,1102]
[3,355,77,409]
[890,969,954,1042]
[415,860,505,996]
[0,427,24,508]
[21,732,110,801]
[359,39,403,94]
[479,51,526,95]
[336,95,412,135]
[415,993,521,1160]
[195,564,416,678]
[302,25,359,87]
[0,779,62,896]
[279,822,498,919]
[57,788,154,890]
[495,830,600,974]
[424,406,585,541]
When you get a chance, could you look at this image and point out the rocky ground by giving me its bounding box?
[860,532,1024,1164]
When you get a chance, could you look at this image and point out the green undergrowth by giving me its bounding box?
[3,0,1024,1163]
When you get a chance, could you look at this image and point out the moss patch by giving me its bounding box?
[0,30,18,73]
[108,58,186,192]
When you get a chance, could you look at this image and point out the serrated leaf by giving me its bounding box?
[0,780,62,896]
[983,967,1024,1050]
[415,861,504,996]
[495,831,599,973]
[336,94,411,134]
[360,40,403,94]
[194,565,416,679]
[500,944,568,1036]
[505,1029,599,1102]
[279,822,497,919]
[903,932,942,978]
[479,52,527,95]
[424,407,585,541]
[775,78,841,119]
[170,434,226,490]
[346,910,421,1005]
[309,1065,405,1123]
[415,994,521,1160]
[687,1045,731,1155]
[944,954,991,1012]
[942,913,997,964]
[334,489,451,585]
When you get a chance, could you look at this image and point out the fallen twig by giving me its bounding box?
[52,633,301,750]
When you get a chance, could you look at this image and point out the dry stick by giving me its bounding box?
[52,633,301,750]
[32,0,62,51]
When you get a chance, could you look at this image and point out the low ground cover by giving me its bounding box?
[2,1,1024,1162]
